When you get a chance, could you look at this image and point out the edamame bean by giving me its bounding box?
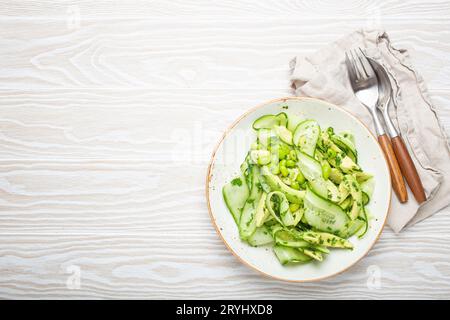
[280,166,289,177]
[290,181,300,190]
[322,162,331,180]
[296,170,305,184]
[289,203,300,212]
[286,160,296,168]
[278,144,290,160]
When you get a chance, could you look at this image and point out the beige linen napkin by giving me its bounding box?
[290,29,450,233]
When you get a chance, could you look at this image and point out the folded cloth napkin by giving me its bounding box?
[290,29,450,233]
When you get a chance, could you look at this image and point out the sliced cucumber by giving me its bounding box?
[239,200,258,240]
[309,178,341,203]
[296,150,323,181]
[355,171,373,183]
[253,112,287,130]
[257,129,275,147]
[362,192,370,205]
[273,245,312,265]
[357,208,369,238]
[240,154,252,186]
[292,208,304,226]
[255,192,268,227]
[247,225,273,247]
[332,134,357,163]
[265,191,290,226]
[260,166,305,204]
[339,196,352,210]
[360,177,375,198]
[293,120,320,156]
[308,178,326,198]
[274,125,293,145]
[276,112,288,127]
[253,114,279,130]
[240,153,249,174]
[338,218,365,238]
[222,174,250,224]
[239,166,263,240]
[267,223,284,238]
[303,188,349,234]
[287,113,304,132]
[250,149,271,165]
[282,210,296,226]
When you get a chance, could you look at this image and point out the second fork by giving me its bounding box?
[345,48,408,203]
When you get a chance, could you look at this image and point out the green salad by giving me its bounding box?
[222,112,374,265]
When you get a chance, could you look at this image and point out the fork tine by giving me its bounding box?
[345,51,357,91]
[356,48,376,79]
[344,52,355,80]
[346,50,361,81]
[350,49,366,79]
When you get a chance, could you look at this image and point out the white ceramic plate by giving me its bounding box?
[206,97,391,282]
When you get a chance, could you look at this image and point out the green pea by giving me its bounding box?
[279,159,287,168]
[290,181,300,190]
[289,203,300,212]
[279,148,288,160]
[322,162,331,180]
[286,160,296,168]
[296,170,305,184]
[280,166,289,177]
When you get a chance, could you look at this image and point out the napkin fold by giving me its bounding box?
[290,29,450,233]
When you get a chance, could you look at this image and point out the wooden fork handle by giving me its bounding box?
[378,134,408,203]
[391,136,426,204]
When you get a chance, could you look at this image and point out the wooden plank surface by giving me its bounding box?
[0,0,449,299]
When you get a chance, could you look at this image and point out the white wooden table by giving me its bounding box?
[0,1,449,299]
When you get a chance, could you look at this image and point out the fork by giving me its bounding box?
[368,58,426,204]
[345,48,408,203]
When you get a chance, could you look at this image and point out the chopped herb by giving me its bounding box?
[231,178,242,186]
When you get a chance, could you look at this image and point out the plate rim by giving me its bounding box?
[205,96,392,282]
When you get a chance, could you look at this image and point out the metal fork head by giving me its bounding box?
[366,57,399,138]
[345,48,379,111]
[366,57,392,112]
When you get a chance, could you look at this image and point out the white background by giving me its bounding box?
[0,0,449,298]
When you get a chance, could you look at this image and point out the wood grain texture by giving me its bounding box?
[391,136,427,203]
[1,0,450,19]
[0,0,450,299]
[378,134,408,203]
